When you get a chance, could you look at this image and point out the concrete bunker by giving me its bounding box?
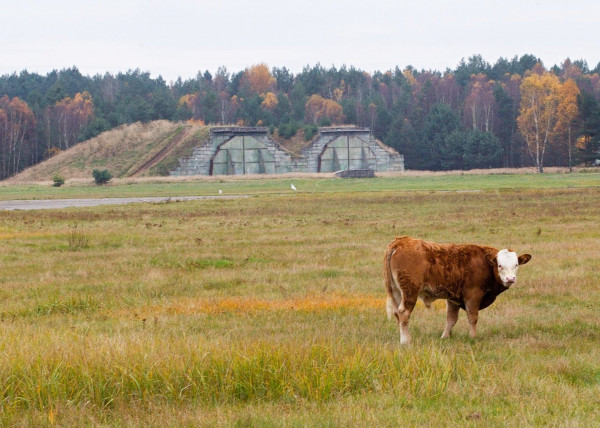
[292,127,404,173]
[210,134,276,175]
[318,133,376,172]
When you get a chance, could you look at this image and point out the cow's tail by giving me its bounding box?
[386,295,395,321]
[384,240,399,321]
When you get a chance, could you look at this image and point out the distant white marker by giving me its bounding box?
[291,184,297,191]
[219,189,222,194]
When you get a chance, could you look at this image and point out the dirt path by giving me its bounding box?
[129,127,192,177]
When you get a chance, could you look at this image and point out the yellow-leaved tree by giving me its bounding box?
[242,64,276,95]
[305,95,344,125]
[517,70,561,173]
[555,79,580,171]
[261,92,278,111]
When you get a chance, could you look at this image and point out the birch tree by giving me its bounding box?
[517,70,561,172]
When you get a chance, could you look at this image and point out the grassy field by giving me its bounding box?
[1,169,600,200]
[0,172,599,426]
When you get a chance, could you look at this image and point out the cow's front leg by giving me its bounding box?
[441,300,460,338]
[465,301,480,338]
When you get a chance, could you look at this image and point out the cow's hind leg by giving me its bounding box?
[397,288,418,345]
[441,300,460,338]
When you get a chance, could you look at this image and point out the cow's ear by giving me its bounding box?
[518,254,532,265]
[485,253,497,267]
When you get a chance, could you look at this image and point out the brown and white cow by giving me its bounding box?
[384,236,531,344]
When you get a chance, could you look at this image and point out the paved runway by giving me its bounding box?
[0,195,246,211]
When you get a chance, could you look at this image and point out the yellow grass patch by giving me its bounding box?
[120,295,386,317]
[0,231,53,240]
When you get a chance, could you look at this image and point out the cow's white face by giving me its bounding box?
[486,249,531,287]
[497,249,521,287]
[496,250,531,287]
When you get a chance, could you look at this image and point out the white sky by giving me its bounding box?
[2,0,599,83]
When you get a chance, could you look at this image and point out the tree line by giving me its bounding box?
[1,54,600,179]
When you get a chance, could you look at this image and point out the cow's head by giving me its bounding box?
[486,249,532,287]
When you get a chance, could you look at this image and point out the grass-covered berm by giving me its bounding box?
[0,174,599,426]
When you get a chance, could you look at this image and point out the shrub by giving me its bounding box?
[318,117,332,127]
[278,121,300,139]
[52,174,65,187]
[92,169,112,185]
[303,124,318,141]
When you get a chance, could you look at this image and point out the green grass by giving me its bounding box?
[1,170,599,200]
[0,173,599,426]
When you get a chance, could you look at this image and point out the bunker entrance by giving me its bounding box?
[210,136,275,175]
[318,135,376,172]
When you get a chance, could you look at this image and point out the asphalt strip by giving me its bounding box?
[0,195,248,211]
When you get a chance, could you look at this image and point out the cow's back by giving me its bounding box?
[386,236,495,297]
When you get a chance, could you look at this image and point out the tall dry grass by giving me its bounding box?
[0,183,599,425]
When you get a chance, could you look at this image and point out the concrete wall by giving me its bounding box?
[170,126,403,176]
[293,127,403,173]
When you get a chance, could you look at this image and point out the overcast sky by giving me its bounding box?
[3,0,599,82]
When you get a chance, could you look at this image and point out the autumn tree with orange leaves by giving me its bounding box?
[45,92,94,151]
[0,96,35,178]
[242,64,276,94]
[261,92,279,111]
[305,95,344,125]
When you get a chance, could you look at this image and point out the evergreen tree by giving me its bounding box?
[272,67,294,93]
[493,83,519,167]
[577,90,600,165]
[462,130,503,169]
[289,84,307,122]
[440,130,465,170]
[422,103,460,170]
[385,117,423,169]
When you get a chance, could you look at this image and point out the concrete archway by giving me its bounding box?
[317,135,376,172]
[210,135,276,175]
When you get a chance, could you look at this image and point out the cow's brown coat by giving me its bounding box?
[384,236,531,344]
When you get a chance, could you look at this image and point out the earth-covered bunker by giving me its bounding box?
[170,126,403,176]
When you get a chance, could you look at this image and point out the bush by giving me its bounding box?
[52,174,65,187]
[303,124,318,141]
[92,169,112,185]
[318,117,332,127]
[278,121,300,139]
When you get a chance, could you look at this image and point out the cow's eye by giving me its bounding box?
[498,265,503,269]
